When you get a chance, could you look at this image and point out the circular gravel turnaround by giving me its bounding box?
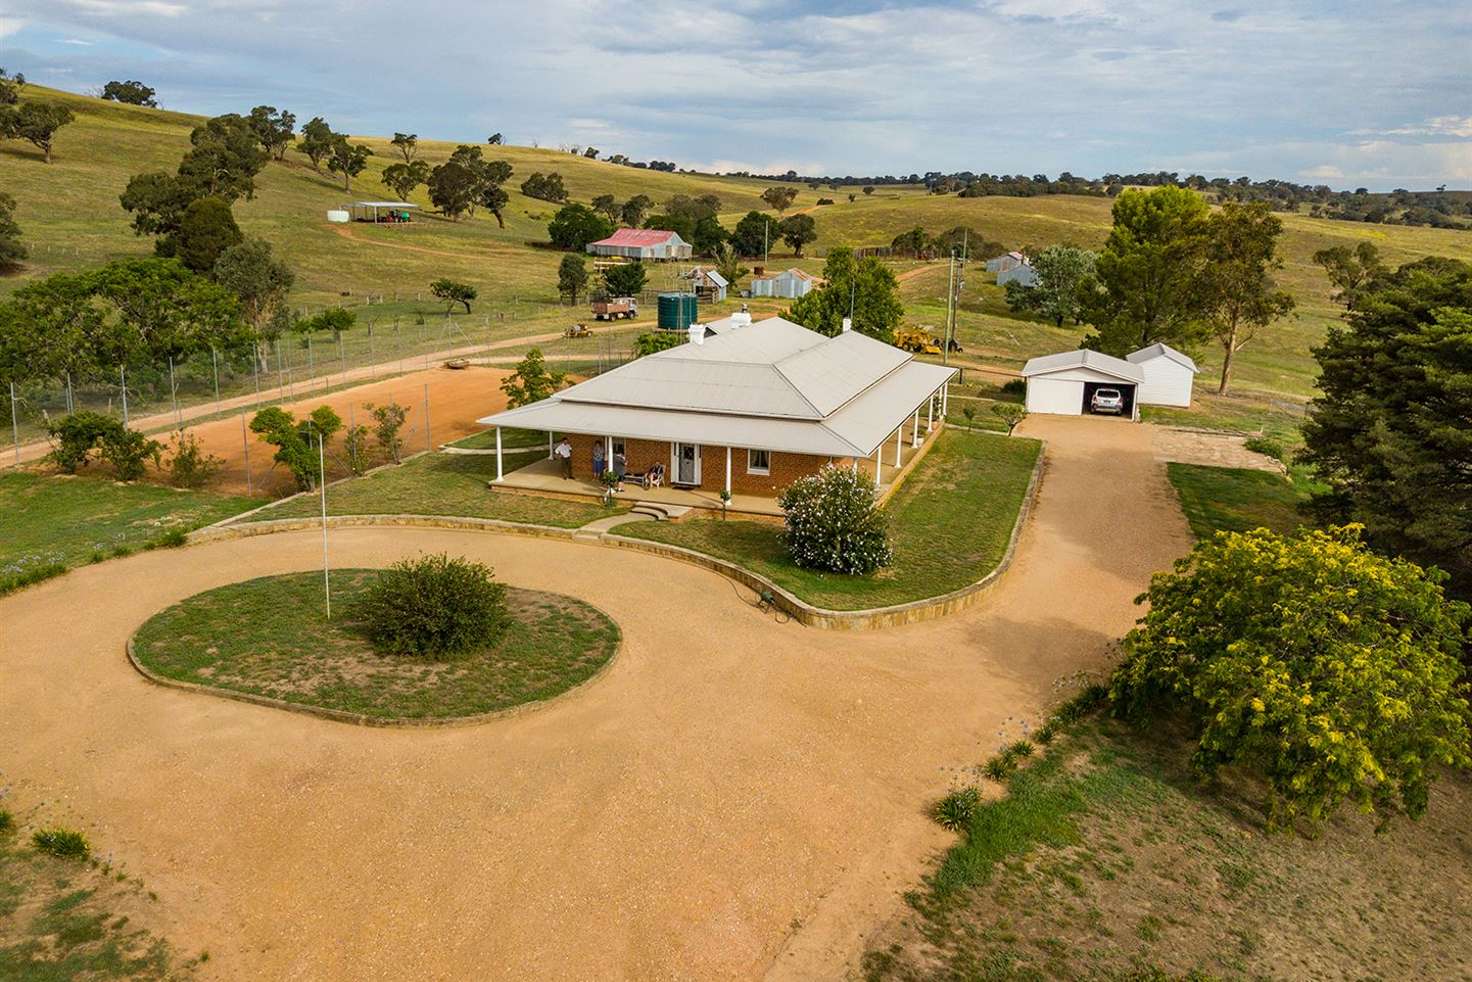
[130,569,620,722]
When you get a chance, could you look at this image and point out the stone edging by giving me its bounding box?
[184,436,1045,632]
[604,437,1047,631]
[191,513,580,545]
[124,595,623,729]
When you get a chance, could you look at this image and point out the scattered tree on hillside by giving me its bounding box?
[101,80,157,107]
[521,172,568,203]
[731,211,770,258]
[547,203,614,251]
[0,192,26,272]
[761,186,799,214]
[0,102,75,163]
[171,196,243,273]
[1300,257,1472,590]
[778,214,817,257]
[212,238,294,369]
[0,69,24,106]
[430,278,477,314]
[391,132,418,162]
[326,135,372,191]
[247,106,296,161]
[1312,242,1386,310]
[789,247,903,343]
[487,132,503,145]
[1111,525,1472,831]
[294,307,355,339]
[583,147,599,159]
[176,114,268,201]
[620,194,654,227]
[1004,245,1098,327]
[1084,185,1211,354]
[500,348,566,408]
[862,185,874,196]
[426,160,478,220]
[1197,201,1295,394]
[602,261,647,298]
[848,193,856,203]
[382,160,430,202]
[591,194,620,222]
[558,254,589,306]
[296,116,336,173]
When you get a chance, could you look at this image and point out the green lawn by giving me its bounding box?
[863,717,1472,980]
[446,427,547,450]
[1165,462,1313,539]
[619,429,1040,609]
[238,451,625,528]
[131,571,620,720]
[0,472,257,589]
[0,818,192,979]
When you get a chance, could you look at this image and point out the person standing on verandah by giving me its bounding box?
[592,442,606,483]
[555,437,573,479]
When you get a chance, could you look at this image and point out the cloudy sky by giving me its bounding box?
[3,0,1469,189]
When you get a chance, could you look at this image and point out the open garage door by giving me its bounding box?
[1081,380,1136,418]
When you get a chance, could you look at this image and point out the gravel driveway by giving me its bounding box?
[0,415,1190,980]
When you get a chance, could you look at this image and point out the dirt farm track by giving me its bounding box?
[0,417,1191,979]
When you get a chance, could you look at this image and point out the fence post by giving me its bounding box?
[168,355,181,427]
[338,333,347,382]
[9,381,19,465]
[65,371,74,413]
[423,383,432,452]
[307,334,315,379]
[211,346,220,403]
[241,413,252,496]
[253,353,262,408]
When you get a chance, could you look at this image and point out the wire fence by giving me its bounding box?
[2,295,650,461]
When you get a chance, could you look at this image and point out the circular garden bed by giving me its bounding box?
[130,570,620,723]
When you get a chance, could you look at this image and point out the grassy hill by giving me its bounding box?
[5,84,1472,409]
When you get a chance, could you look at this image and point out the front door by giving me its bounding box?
[672,443,701,485]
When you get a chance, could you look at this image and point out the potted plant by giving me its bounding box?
[719,488,732,519]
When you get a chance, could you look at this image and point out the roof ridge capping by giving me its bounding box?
[1125,342,1199,373]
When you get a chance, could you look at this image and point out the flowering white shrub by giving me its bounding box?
[778,464,892,575]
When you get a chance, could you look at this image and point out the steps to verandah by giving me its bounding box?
[572,511,654,541]
[629,501,691,521]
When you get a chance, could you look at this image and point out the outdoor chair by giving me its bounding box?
[644,463,665,489]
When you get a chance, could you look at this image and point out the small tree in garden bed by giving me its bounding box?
[991,402,1026,435]
[354,553,508,659]
[500,348,566,408]
[778,464,892,575]
[44,411,162,480]
[166,429,223,488]
[1110,524,1472,832]
[249,405,342,490]
[367,401,408,464]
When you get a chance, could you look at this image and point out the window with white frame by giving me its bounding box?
[747,449,771,475]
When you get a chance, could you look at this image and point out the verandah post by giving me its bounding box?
[494,426,504,482]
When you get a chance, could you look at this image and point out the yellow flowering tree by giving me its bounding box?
[1111,525,1471,831]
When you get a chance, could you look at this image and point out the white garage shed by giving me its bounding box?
[1126,342,1199,407]
[1021,349,1144,420]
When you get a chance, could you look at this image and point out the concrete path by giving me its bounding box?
[0,415,1191,980]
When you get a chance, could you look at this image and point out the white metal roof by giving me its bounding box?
[1126,342,1199,373]
[478,360,956,457]
[1021,349,1145,384]
[353,201,418,208]
[478,317,958,456]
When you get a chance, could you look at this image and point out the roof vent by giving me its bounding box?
[687,323,705,346]
[841,317,852,333]
[730,310,752,329]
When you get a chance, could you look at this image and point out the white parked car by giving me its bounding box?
[1090,388,1125,414]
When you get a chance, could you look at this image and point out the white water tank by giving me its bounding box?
[326,209,350,223]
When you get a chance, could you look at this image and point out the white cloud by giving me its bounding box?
[1300,164,1345,180]
[1383,115,1472,138]
[60,37,93,44]
[0,16,27,37]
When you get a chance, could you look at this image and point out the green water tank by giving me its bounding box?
[657,292,699,330]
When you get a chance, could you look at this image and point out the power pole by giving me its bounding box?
[943,252,955,366]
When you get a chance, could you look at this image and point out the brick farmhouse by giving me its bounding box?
[478,316,957,502]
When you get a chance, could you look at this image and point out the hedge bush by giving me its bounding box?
[778,464,892,575]
[354,553,507,659]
